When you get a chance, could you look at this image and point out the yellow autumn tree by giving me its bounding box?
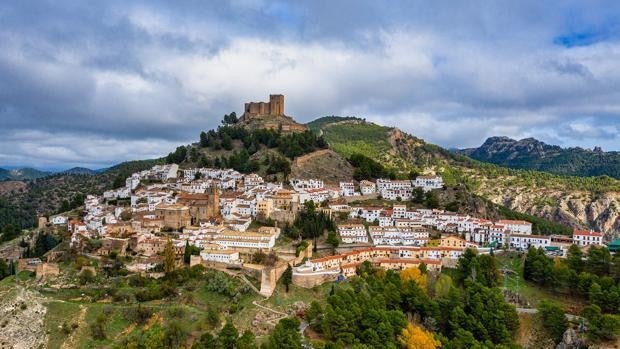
[399,323,440,349]
[400,266,427,291]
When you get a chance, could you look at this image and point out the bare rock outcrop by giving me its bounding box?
[0,287,47,349]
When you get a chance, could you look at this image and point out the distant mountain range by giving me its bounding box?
[457,136,620,179]
[0,167,51,180]
[0,166,101,180]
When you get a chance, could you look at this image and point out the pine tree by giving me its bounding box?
[282,264,293,293]
[184,240,191,264]
[164,237,176,274]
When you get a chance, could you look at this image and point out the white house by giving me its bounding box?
[290,178,324,191]
[200,249,240,264]
[244,173,264,189]
[339,182,356,197]
[338,224,368,243]
[51,216,68,225]
[359,180,376,195]
[509,234,550,250]
[572,230,604,247]
[413,175,444,191]
[497,220,532,234]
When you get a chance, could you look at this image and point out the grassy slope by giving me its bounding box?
[35,264,336,348]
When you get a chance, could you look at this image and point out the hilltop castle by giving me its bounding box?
[242,94,285,120]
[240,94,307,133]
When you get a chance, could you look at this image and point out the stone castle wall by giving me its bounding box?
[244,94,284,119]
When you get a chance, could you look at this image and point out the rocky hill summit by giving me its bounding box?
[458,136,620,179]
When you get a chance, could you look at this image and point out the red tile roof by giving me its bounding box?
[573,230,603,237]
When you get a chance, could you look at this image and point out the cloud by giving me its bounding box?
[0,0,620,169]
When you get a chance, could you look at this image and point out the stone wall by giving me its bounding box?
[35,263,60,282]
[243,94,284,119]
[293,270,340,288]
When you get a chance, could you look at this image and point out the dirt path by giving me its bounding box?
[252,298,288,326]
[60,305,86,349]
[211,267,261,294]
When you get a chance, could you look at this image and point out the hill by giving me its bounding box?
[238,113,308,134]
[58,167,98,176]
[0,167,51,180]
[290,149,355,183]
[458,136,620,179]
[0,159,163,229]
[166,114,339,182]
[309,116,620,237]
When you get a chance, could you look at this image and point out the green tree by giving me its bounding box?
[219,321,239,349]
[205,307,221,328]
[424,191,440,209]
[0,259,10,280]
[221,134,233,151]
[566,244,584,273]
[282,265,293,293]
[523,247,554,285]
[326,231,340,255]
[538,301,568,344]
[264,317,302,349]
[412,187,425,204]
[164,237,176,274]
[89,314,107,340]
[162,320,189,348]
[586,246,612,276]
[200,131,209,147]
[192,332,220,349]
[476,254,501,288]
[306,301,323,330]
[237,330,257,349]
[183,241,201,264]
[166,146,188,164]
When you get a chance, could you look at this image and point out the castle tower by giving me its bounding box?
[269,94,284,115]
[243,94,285,120]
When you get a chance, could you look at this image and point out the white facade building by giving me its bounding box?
[337,224,368,243]
[573,230,604,247]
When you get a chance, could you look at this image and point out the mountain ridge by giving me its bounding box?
[308,116,620,237]
[457,136,620,179]
[0,167,51,180]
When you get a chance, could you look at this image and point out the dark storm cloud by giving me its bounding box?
[0,0,619,169]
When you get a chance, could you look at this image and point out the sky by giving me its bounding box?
[1,1,619,170]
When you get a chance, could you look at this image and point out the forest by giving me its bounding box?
[305,249,520,348]
[523,246,620,342]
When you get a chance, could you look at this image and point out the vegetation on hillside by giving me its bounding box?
[0,159,163,230]
[305,115,362,133]
[523,246,620,342]
[282,201,336,250]
[459,136,620,179]
[306,250,520,347]
[0,167,52,181]
[165,113,329,182]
